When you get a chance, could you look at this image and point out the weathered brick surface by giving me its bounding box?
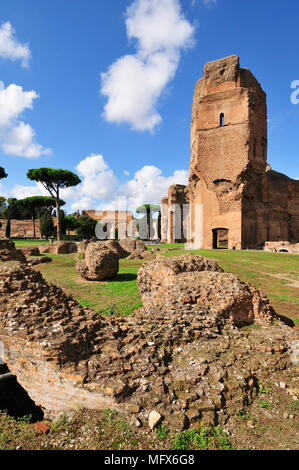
[0,243,297,428]
[137,255,274,326]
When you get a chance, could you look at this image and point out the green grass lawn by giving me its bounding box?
[14,239,50,247]
[36,254,143,316]
[34,244,299,322]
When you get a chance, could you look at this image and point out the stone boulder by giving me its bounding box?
[104,240,127,259]
[118,239,147,258]
[76,242,119,281]
[0,238,27,264]
[137,254,274,326]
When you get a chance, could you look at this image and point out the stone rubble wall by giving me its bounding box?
[264,241,299,254]
[0,241,297,429]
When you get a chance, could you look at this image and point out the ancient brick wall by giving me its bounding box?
[0,241,297,427]
[0,219,41,238]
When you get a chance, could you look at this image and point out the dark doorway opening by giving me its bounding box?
[0,364,44,422]
[212,228,229,249]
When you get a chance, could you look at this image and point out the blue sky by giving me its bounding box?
[0,0,298,213]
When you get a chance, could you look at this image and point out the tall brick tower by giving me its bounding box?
[189,55,268,249]
[161,55,299,249]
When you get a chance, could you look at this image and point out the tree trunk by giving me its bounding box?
[56,190,61,242]
[32,216,36,239]
[146,209,150,241]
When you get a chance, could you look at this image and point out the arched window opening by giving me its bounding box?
[220,113,224,127]
[253,139,257,157]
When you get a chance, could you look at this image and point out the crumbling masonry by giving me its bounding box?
[0,240,298,429]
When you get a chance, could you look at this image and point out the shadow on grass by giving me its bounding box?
[111,273,137,282]
[275,313,295,328]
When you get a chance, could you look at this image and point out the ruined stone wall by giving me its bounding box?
[0,219,41,238]
[82,210,135,239]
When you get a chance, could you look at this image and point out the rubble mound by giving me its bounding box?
[19,247,40,256]
[0,238,27,264]
[26,256,52,267]
[39,241,78,254]
[138,256,274,326]
[76,242,119,281]
[0,253,297,431]
[138,254,222,310]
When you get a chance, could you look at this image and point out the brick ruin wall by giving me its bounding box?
[0,240,298,427]
[0,219,41,239]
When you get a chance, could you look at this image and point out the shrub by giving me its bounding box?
[40,210,54,239]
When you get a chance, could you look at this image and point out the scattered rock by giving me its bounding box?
[35,421,51,434]
[27,256,52,266]
[148,410,162,430]
[247,420,255,429]
[39,241,77,254]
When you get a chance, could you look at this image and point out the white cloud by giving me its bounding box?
[101,0,194,132]
[11,182,48,199]
[0,22,31,68]
[75,153,118,201]
[70,197,94,212]
[0,82,51,158]
[0,83,37,127]
[106,164,188,211]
